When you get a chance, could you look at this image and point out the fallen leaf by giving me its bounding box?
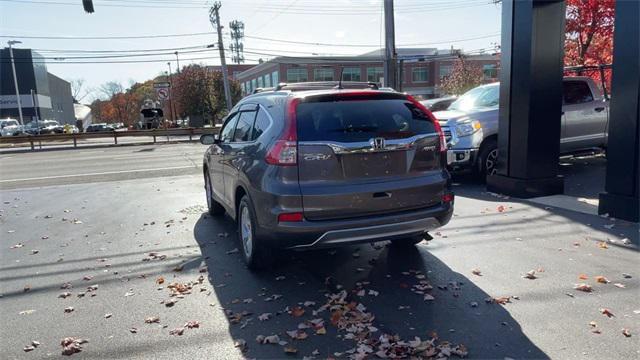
[104,313,112,319]
[164,298,178,307]
[597,241,609,249]
[290,306,305,317]
[19,309,36,315]
[60,337,87,355]
[600,308,615,317]
[275,275,286,281]
[234,339,247,351]
[423,294,435,301]
[613,283,626,288]
[156,276,165,285]
[59,292,72,299]
[258,313,272,321]
[169,327,185,336]
[316,327,327,335]
[226,248,239,255]
[595,276,609,284]
[64,307,74,313]
[471,268,482,276]
[184,320,200,329]
[10,243,24,249]
[145,316,160,324]
[497,205,506,212]
[284,345,298,354]
[578,274,588,280]
[574,283,593,292]
[622,328,631,337]
[523,270,537,279]
[129,328,138,334]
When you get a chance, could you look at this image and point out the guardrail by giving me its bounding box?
[0,128,219,150]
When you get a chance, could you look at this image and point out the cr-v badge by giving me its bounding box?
[303,154,332,161]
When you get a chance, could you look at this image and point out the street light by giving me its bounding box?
[7,40,24,126]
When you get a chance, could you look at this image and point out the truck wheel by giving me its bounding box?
[475,138,498,180]
[204,172,225,216]
[238,195,272,270]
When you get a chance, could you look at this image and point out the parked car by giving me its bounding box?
[24,120,64,135]
[434,76,609,177]
[85,123,114,132]
[200,81,454,269]
[420,96,457,112]
[63,124,79,134]
[0,118,23,136]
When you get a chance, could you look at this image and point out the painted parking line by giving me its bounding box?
[0,165,196,183]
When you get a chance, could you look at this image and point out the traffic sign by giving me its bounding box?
[156,88,170,100]
[153,82,170,89]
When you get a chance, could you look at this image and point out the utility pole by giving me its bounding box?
[174,51,180,73]
[229,20,245,64]
[209,2,233,111]
[7,40,24,125]
[383,0,397,89]
[166,62,176,123]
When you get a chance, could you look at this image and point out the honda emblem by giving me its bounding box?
[372,137,386,150]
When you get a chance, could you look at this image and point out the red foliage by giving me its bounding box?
[564,0,615,87]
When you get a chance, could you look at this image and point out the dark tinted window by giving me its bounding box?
[251,108,270,141]
[563,81,593,104]
[297,99,436,142]
[220,113,239,142]
[233,110,256,142]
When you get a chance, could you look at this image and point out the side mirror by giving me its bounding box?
[200,134,219,145]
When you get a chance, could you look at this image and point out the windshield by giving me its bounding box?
[449,84,500,111]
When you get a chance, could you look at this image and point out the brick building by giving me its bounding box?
[235,48,500,99]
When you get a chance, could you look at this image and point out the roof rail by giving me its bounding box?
[274,81,379,92]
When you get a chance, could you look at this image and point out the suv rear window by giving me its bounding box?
[296,98,435,142]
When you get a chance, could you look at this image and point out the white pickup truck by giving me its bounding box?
[433,76,609,177]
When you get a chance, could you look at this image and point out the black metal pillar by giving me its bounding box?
[487,0,566,198]
[598,0,639,222]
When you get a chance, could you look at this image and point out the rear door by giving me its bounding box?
[296,93,446,221]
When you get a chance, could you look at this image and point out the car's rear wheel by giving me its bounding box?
[238,195,271,270]
[204,172,224,216]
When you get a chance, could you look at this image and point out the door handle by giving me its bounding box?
[594,107,605,112]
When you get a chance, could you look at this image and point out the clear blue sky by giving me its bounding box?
[1,0,501,101]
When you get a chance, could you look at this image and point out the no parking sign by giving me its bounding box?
[156,87,170,100]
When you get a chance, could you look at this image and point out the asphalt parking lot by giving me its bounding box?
[1,144,638,359]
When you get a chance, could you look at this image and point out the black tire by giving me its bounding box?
[237,195,272,270]
[204,171,225,216]
[475,138,498,181]
[390,234,426,247]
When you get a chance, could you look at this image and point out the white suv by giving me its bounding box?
[0,119,22,136]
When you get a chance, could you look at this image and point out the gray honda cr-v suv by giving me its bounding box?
[201,82,454,269]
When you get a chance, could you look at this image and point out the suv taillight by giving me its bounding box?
[407,95,447,154]
[265,98,300,166]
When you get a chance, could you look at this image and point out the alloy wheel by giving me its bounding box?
[485,148,498,175]
[240,206,253,258]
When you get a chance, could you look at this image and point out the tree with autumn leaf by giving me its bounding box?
[439,58,485,96]
[172,64,242,126]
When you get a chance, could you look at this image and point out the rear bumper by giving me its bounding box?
[257,201,453,249]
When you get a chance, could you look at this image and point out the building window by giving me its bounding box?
[341,67,361,81]
[245,81,251,93]
[366,67,383,83]
[412,67,428,83]
[439,65,453,80]
[251,79,257,92]
[287,68,308,82]
[314,68,334,81]
[483,64,498,79]
[240,82,245,94]
[257,76,264,88]
[264,74,271,88]
[272,71,279,85]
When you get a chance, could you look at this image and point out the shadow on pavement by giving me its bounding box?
[193,214,548,359]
